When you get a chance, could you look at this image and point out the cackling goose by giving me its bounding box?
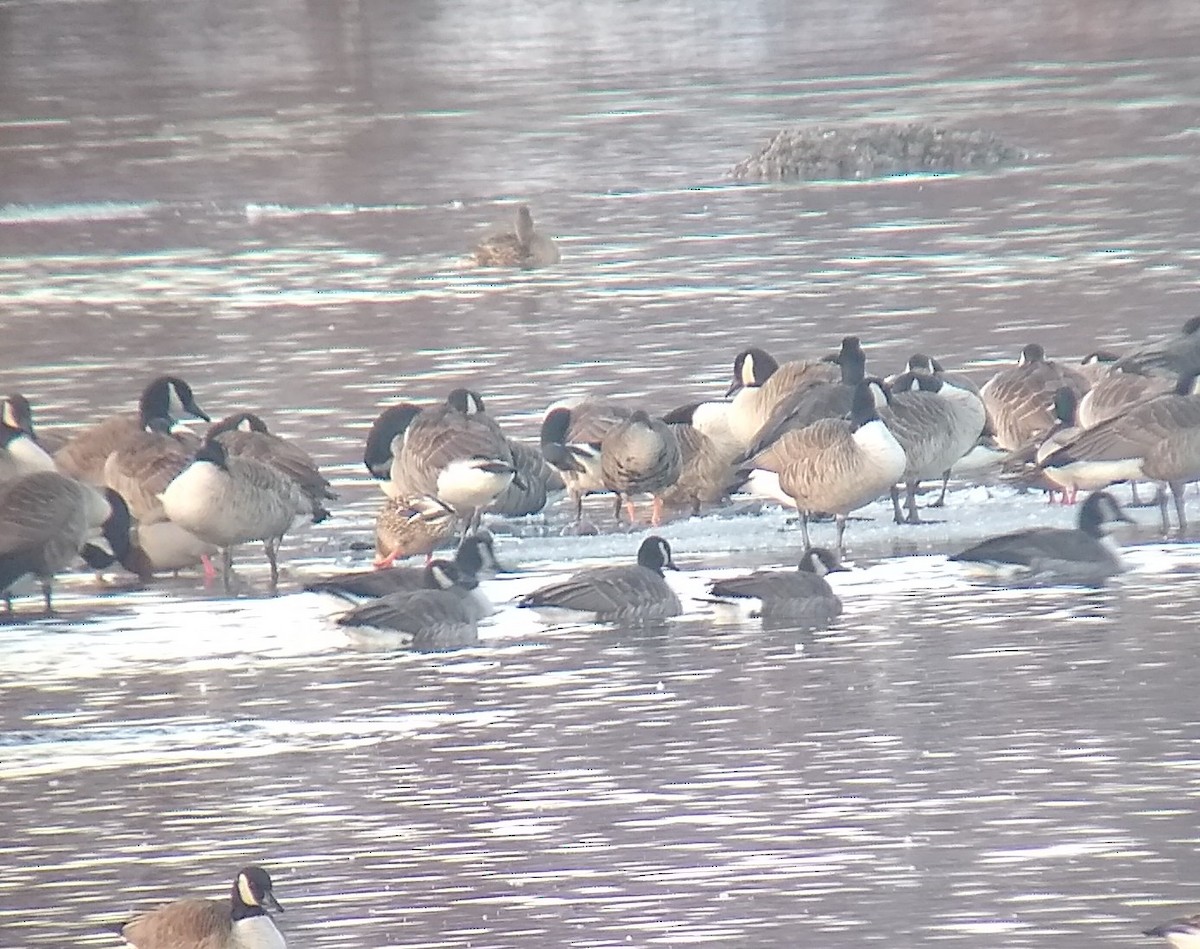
[949,490,1131,585]
[517,535,682,624]
[114,865,284,949]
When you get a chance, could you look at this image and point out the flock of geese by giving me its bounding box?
[5,317,1200,638]
[102,861,1200,949]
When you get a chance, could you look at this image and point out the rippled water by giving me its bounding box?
[4,0,1200,945]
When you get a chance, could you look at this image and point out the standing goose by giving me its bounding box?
[1115,315,1200,376]
[979,343,1089,452]
[517,535,682,624]
[114,865,284,949]
[308,532,502,601]
[600,409,683,526]
[373,494,459,567]
[949,490,1131,585]
[0,472,131,614]
[539,397,632,523]
[1038,371,1200,529]
[103,417,195,524]
[658,402,743,516]
[725,347,840,451]
[471,204,561,269]
[390,389,518,535]
[160,438,325,591]
[742,379,907,553]
[707,546,845,627]
[207,412,336,518]
[54,376,210,485]
[1076,365,1173,429]
[337,560,486,650]
[488,440,561,517]
[881,371,987,524]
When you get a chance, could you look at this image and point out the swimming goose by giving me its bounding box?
[600,409,683,526]
[725,347,840,451]
[471,204,561,269]
[160,438,325,591]
[308,531,502,601]
[540,397,632,522]
[518,535,682,624]
[742,379,907,553]
[1038,371,1200,529]
[114,865,284,949]
[1115,315,1200,376]
[949,490,1131,585]
[657,402,743,516]
[707,547,845,627]
[207,412,335,518]
[336,559,486,650]
[979,343,1090,452]
[363,403,424,496]
[390,389,518,534]
[881,371,987,523]
[373,494,459,567]
[1144,912,1200,948]
[0,472,131,614]
[54,376,210,485]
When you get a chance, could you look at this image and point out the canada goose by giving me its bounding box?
[1075,350,1121,387]
[706,547,845,627]
[54,376,210,485]
[471,204,561,268]
[1076,365,1173,429]
[309,531,502,601]
[488,440,561,517]
[600,409,683,526]
[373,494,459,567]
[0,413,56,484]
[517,535,682,624]
[979,343,1090,452]
[540,397,632,522]
[1115,315,1200,376]
[881,371,987,523]
[103,417,194,524]
[658,402,742,516]
[742,379,907,553]
[746,336,869,454]
[1038,371,1200,528]
[1144,912,1200,948]
[390,389,517,534]
[207,412,335,517]
[949,490,1131,585]
[999,386,1083,501]
[725,347,840,451]
[336,560,485,650]
[160,438,325,591]
[363,403,424,496]
[114,865,284,949]
[902,355,984,508]
[0,472,131,613]
[122,520,219,580]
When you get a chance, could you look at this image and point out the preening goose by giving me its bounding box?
[114,865,284,949]
[540,397,632,523]
[54,375,209,485]
[725,347,840,451]
[0,472,131,613]
[949,490,1131,585]
[160,438,325,591]
[517,535,682,624]
[658,402,743,516]
[363,403,424,497]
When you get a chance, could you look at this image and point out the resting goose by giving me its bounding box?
[599,409,682,526]
[979,343,1089,452]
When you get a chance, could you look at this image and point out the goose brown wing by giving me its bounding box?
[104,431,191,522]
[218,430,335,501]
[710,569,830,600]
[119,897,229,949]
[1046,395,1200,464]
[53,413,142,484]
[951,528,1104,566]
[0,474,87,555]
[520,565,668,614]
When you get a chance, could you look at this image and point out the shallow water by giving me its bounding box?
[4,0,1200,946]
